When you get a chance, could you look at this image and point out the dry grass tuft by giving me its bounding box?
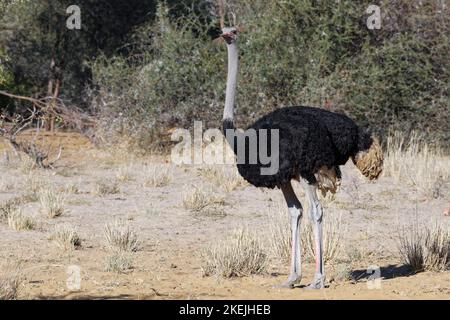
[425,225,450,271]
[266,203,343,265]
[201,227,267,278]
[143,165,172,187]
[0,180,15,193]
[266,204,291,263]
[23,173,46,202]
[18,156,36,174]
[7,208,35,231]
[303,212,343,264]
[104,219,138,273]
[92,179,120,196]
[198,165,219,181]
[182,186,225,215]
[398,221,449,272]
[104,219,139,253]
[0,198,20,222]
[346,245,365,264]
[384,131,449,198]
[52,224,82,251]
[63,184,79,195]
[116,165,134,182]
[105,253,134,273]
[329,263,354,283]
[398,222,426,272]
[38,187,66,218]
[0,262,23,300]
[199,165,248,192]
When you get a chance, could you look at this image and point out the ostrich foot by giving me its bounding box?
[305,275,326,290]
[273,275,302,289]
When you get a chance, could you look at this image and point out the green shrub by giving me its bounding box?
[91,0,450,150]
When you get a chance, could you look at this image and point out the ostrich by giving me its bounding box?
[220,27,383,289]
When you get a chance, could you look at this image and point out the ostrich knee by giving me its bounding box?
[310,200,323,222]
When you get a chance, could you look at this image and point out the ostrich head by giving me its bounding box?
[352,135,384,180]
[221,27,238,45]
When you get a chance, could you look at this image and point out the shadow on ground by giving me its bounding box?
[351,264,413,282]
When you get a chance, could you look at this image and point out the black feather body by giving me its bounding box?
[222,106,372,189]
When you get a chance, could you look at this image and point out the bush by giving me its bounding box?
[398,221,450,272]
[91,1,449,150]
[38,187,66,218]
[0,262,23,300]
[104,219,139,253]
[52,224,82,251]
[7,208,35,231]
[201,227,267,278]
[384,131,449,198]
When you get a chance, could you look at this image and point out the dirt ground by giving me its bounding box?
[0,131,449,300]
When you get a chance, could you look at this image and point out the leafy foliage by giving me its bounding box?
[92,0,449,149]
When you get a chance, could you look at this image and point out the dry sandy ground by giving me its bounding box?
[0,132,449,300]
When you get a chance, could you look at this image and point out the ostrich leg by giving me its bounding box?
[301,179,326,289]
[276,182,303,288]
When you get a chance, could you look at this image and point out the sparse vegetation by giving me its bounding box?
[398,220,450,272]
[199,166,248,192]
[55,168,76,178]
[52,224,82,251]
[201,227,267,278]
[218,169,248,193]
[0,180,14,192]
[330,263,354,283]
[0,198,19,222]
[303,212,343,265]
[7,208,35,231]
[266,203,344,265]
[63,184,79,195]
[104,219,139,253]
[116,165,134,182]
[105,253,134,274]
[92,179,120,196]
[104,219,139,273]
[385,132,449,198]
[200,165,248,192]
[0,262,23,300]
[182,186,225,215]
[23,173,46,202]
[346,245,365,264]
[425,225,450,272]
[143,165,172,187]
[18,156,36,174]
[38,187,66,218]
[266,204,291,263]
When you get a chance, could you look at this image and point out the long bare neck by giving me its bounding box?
[223,42,238,123]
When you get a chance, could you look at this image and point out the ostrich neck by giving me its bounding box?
[223,42,238,122]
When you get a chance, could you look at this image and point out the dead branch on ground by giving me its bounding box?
[0,106,62,169]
